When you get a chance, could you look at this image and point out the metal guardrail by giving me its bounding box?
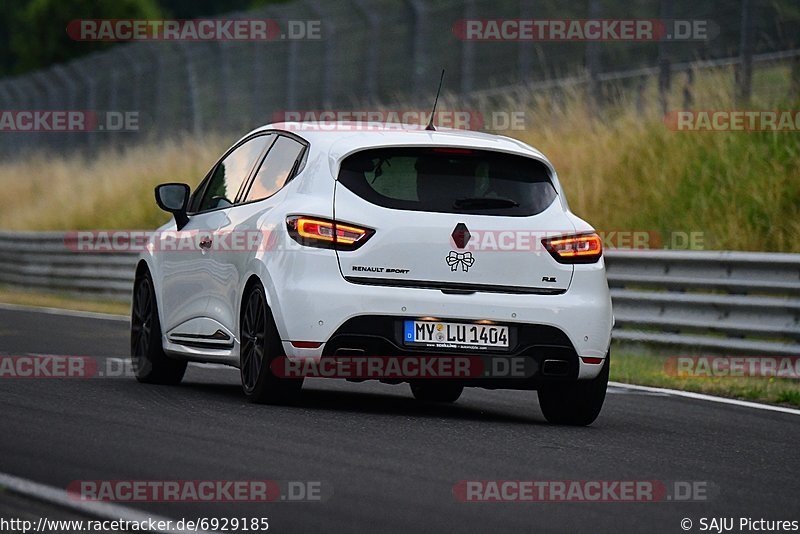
[1,232,798,355]
[0,232,136,300]
[607,250,800,355]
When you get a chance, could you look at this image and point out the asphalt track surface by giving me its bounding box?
[1,307,798,533]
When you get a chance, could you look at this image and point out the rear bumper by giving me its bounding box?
[316,315,586,389]
[268,254,612,381]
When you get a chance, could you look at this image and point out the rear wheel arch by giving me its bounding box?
[240,275,264,324]
[239,268,288,339]
[135,259,165,329]
[239,274,283,341]
[135,259,149,280]
[131,268,187,385]
[238,277,303,403]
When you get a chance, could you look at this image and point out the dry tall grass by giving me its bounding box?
[0,65,797,251]
[0,136,227,230]
[506,66,800,252]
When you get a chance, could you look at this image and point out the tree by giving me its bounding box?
[8,0,161,75]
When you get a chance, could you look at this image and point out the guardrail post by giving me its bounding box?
[352,0,381,103]
[286,23,300,110]
[303,0,336,108]
[736,0,754,104]
[658,0,674,115]
[179,42,202,136]
[517,0,535,85]
[585,0,602,115]
[406,0,428,102]
[682,69,694,108]
[73,59,97,152]
[460,0,476,95]
[52,64,78,153]
[792,54,800,100]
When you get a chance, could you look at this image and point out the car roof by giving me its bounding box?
[243,121,549,163]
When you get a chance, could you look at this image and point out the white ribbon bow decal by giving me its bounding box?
[446,251,475,272]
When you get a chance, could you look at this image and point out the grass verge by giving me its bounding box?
[1,288,795,409]
[0,284,129,316]
[0,66,798,251]
[611,343,800,408]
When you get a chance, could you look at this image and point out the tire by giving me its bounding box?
[239,283,303,404]
[537,353,609,426]
[131,270,187,385]
[410,381,464,403]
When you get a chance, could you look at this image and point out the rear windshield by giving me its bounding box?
[338,147,557,216]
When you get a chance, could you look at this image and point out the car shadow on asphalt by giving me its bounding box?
[177,378,545,425]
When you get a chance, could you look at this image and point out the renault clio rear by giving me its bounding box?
[132,122,613,425]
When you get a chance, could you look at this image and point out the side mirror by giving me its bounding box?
[155,183,190,230]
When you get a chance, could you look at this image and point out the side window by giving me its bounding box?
[197,134,274,212]
[244,136,305,202]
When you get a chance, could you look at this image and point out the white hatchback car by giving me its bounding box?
[132,122,613,425]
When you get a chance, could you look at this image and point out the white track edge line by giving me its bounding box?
[609,381,800,415]
[2,302,797,415]
[0,471,213,534]
[0,302,128,322]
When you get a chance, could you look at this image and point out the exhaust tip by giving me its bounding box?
[542,359,570,377]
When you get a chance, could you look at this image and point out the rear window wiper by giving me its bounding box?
[453,197,520,209]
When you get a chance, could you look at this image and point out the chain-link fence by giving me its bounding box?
[0,0,798,158]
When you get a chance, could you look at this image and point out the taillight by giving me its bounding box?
[286,215,374,250]
[542,233,602,264]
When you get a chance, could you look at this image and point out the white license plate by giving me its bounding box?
[403,320,510,350]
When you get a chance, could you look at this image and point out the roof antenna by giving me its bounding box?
[425,69,445,131]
